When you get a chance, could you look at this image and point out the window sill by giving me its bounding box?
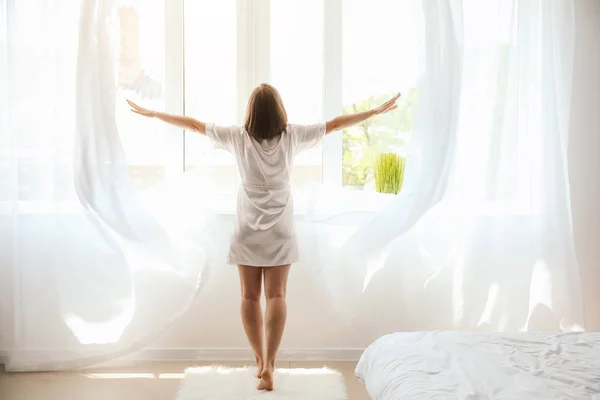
[0,194,389,217]
[0,197,535,219]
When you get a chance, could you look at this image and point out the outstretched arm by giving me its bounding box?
[127,100,206,134]
[325,93,401,134]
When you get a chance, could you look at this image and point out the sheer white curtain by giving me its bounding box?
[0,0,217,371]
[307,0,584,336]
[0,0,584,372]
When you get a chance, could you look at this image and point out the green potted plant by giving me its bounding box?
[374,153,405,194]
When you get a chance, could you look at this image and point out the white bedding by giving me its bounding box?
[355,331,600,400]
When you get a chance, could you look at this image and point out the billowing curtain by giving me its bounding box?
[308,0,583,337]
[0,0,583,372]
[0,0,217,371]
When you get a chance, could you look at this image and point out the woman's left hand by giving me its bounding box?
[127,100,156,118]
[372,93,401,115]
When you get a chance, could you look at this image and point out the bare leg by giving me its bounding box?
[237,265,265,378]
[257,265,291,391]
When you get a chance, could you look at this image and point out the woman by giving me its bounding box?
[128,84,400,391]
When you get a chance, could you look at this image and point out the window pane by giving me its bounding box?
[184,0,238,197]
[1,2,81,206]
[271,0,324,187]
[341,0,419,192]
[451,0,524,209]
[113,0,181,191]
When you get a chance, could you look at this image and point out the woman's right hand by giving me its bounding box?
[127,99,157,118]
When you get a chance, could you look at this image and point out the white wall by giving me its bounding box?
[145,0,600,355]
[149,226,375,354]
[569,0,600,331]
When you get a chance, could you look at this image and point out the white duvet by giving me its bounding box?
[355,331,600,400]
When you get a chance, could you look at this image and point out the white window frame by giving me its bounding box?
[321,0,343,188]
[165,0,185,172]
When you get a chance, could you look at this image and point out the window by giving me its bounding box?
[184,0,238,202]
[1,2,81,211]
[450,0,531,214]
[340,0,419,191]
[114,0,419,204]
[270,0,324,189]
[3,0,420,213]
[114,0,181,192]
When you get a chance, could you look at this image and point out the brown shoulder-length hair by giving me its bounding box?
[244,83,288,141]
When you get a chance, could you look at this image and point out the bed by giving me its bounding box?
[355,331,600,399]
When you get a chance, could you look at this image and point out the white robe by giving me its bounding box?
[206,122,326,267]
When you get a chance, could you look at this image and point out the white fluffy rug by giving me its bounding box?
[177,365,347,400]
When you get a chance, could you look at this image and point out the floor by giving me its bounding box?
[0,361,370,400]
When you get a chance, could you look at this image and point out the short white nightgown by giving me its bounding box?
[206,122,326,267]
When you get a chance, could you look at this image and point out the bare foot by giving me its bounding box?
[255,356,264,379]
[257,361,274,391]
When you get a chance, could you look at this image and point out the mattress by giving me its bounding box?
[355,331,600,400]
